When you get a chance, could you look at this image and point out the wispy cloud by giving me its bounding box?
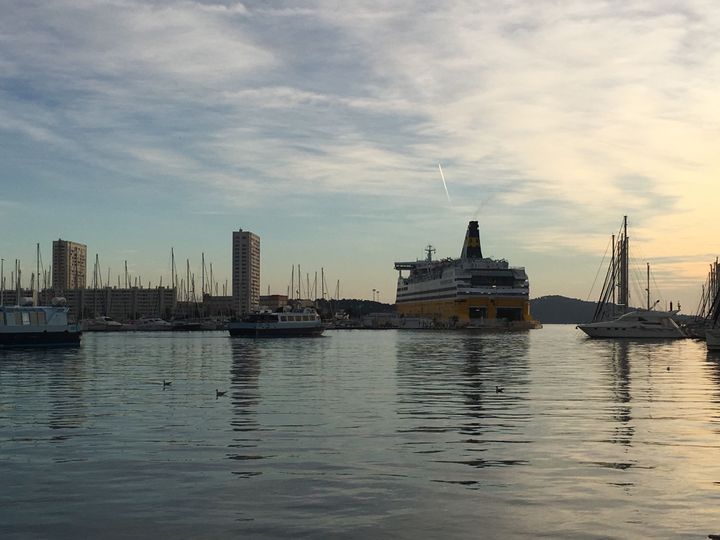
[1,0,719,302]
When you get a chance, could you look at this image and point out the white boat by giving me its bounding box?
[707,328,720,350]
[82,315,125,332]
[227,307,324,337]
[134,317,173,331]
[0,299,82,347]
[578,216,686,339]
[578,310,687,339]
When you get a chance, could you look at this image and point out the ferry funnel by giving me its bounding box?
[461,221,483,259]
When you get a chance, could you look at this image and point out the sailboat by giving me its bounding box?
[577,216,686,339]
[704,277,720,350]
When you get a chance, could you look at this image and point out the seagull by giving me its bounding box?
[216,389,227,398]
[163,380,172,387]
[495,385,504,393]
[667,366,671,371]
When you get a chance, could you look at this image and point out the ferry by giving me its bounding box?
[227,307,324,337]
[0,299,82,347]
[394,221,539,329]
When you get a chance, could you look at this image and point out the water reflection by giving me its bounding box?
[394,332,531,481]
[0,348,87,437]
[227,340,264,476]
[607,342,634,447]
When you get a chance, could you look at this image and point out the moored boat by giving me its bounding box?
[577,309,687,339]
[82,315,125,332]
[0,299,82,347]
[134,317,173,331]
[228,307,324,337]
[578,216,686,339]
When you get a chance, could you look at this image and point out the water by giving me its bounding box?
[1,326,719,539]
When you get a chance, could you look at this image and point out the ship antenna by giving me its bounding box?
[425,245,436,262]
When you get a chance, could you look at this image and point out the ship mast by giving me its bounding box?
[425,245,435,262]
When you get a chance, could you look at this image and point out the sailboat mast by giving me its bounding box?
[170,248,175,290]
[618,216,629,310]
[290,265,294,300]
[647,262,651,310]
[35,243,39,306]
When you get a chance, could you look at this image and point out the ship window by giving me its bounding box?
[0,313,4,326]
[496,308,522,321]
[29,312,39,325]
[471,275,516,287]
[21,312,31,325]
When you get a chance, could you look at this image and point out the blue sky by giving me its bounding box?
[1,1,719,309]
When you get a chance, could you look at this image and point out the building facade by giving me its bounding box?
[232,229,260,316]
[52,239,87,292]
[259,294,289,310]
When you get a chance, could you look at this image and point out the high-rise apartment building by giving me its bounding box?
[52,239,87,292]
[232,229,260,316]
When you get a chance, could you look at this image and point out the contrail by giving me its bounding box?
[438,163,451,203]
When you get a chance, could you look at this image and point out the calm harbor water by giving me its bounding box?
[2,326,720,539]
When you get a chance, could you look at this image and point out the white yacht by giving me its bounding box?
[578,310,687,339]
[134,317,173,331]
[82,315,125,331]
[578,216,687,340]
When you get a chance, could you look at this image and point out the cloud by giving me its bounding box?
[2,0,720,302]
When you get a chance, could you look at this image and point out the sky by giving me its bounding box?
[1,0,719,311]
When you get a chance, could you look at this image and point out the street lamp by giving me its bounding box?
[372,288,376,302]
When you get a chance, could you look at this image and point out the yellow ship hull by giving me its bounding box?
[396,295,533,323]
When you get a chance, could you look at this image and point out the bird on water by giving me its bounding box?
[495,385,504,393]
[216,389,227,398]
[163,380,172,387]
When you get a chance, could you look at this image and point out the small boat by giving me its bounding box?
[228,307,324,337]
[171,319,204,331]
[577,309,687,339]
[0,299,82,347]
[134,317,173,331]
[82,315,125,332]
[706,328,720,351]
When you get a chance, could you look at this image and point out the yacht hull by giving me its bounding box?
[706,329,720,350]
[577,325,685,339]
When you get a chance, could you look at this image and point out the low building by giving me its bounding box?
[259,294,289,310]
[201,294,235,317]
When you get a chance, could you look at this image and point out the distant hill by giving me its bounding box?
[315,299,394,319]
[530,295,597,324]
[316,295,602,324]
